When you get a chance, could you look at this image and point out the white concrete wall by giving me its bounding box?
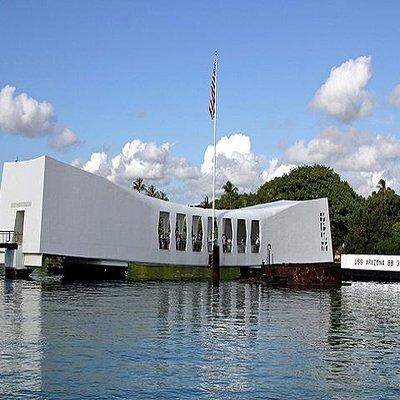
[219,198,332,265]
[262,199,332,264]
[0,156,334,267]
[0,158,45,266]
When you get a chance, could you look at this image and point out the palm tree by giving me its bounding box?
[222,181,238,196]
[199,196,212,209]
[157,191,169,201]
[132,177,146,193]
[222,181,239,209]
[146,184,158,198]
[377,178,387,193]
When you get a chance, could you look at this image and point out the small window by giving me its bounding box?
[175,213,187,251]
[158,211,171,250]
[192,215,203,252]
[251,220,260,253]
[237,219,247,253]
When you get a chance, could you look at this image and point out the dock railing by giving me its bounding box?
[0,231,22,248]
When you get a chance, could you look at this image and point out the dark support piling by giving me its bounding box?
[62,263,127,281]
[261,260,267,276]
[211,245,220,286]
[5,267,34,280]
[240,266,250,279]
[104,266,127,280]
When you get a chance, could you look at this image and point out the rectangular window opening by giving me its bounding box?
[175,213,187,251]
[251,220,260,253]
[237,219,247,253]
[158,211,171,250]
[192,215,203,252]
[222,218,233,253]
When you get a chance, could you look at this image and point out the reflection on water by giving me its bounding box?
[1,270,400,399]
[0,276,42,398]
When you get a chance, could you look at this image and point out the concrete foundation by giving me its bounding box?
[242,262,341,287]
[3,247,35,279]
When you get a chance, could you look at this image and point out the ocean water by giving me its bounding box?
[0,269,399,399]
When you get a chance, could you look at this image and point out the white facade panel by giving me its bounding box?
[0,158,45,255]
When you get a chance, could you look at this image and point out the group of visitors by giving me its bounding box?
[176,233,187,251]
[221,234,260,254]
[237,237,246,253]
[159,231,261,254]
[222,234,232,253]
[251,236,260,253]
[192,233,202,252]
[159,232,171,250]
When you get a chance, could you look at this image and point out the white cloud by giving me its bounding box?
[70,158,82,168]
[0,85,78,148]
[389,84,400,107]
[76,134,269,202]
[79,139,201,190]
[170,157,200,180]
[108,140,174,184]
[49,127,79,149]
[261,158,295,182]
[275,127,400,196]
[310,56,374,122]
[75,128,400,202]
[83,152,109,175]
[200,134,263,191]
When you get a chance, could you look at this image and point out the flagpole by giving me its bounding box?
[212,52,218,249]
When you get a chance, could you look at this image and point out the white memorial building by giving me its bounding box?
[0,156,333,272]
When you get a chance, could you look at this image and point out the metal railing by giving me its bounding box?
[0,231,22,245]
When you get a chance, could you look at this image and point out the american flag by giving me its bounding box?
[208,58,217,120]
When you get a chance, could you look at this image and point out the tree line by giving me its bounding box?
[133,166,400,256]
[132,177,169,201]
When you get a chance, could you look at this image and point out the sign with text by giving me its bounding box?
[341,254,400,272]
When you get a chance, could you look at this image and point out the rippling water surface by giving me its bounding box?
[1,269,400,399]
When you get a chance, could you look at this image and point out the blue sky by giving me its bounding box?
[1,1,400,201]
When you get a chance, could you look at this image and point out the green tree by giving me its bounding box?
[217,181,239,209]
[377,178,387,193]
[255,165,364,253]
[222,181,238,196]
[157,191,169,201]
[199,196,212,209]
[345,188,400,254]
[144,184,169,201]
[132,177,146,193]
[145,184,158,198]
